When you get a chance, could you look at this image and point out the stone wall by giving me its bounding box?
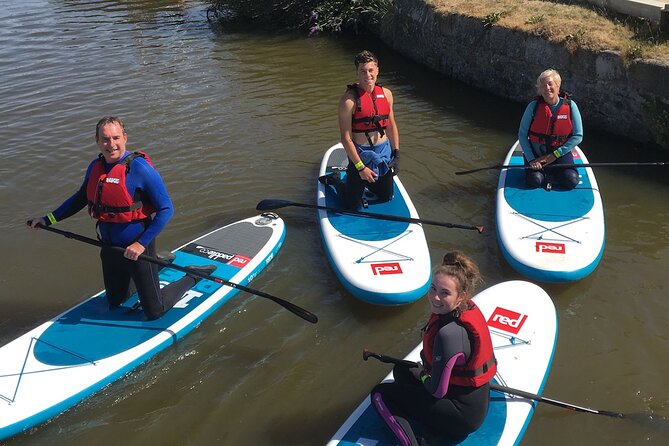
[374,0,669,147]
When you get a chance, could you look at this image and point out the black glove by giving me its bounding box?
[390,149,400,175]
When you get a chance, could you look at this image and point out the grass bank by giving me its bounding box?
[426,0,669,62]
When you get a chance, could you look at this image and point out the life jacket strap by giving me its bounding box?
[89,200,144,215]
[452,356,497,378]
[528,131,569,147]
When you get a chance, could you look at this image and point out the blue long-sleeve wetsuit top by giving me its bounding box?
[518,97,583,161]
[49,152,173,248]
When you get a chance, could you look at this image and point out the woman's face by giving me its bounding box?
[427,273,465,315]
[538,75,560,105]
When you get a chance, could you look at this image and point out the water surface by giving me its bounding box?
[1,1,669,445]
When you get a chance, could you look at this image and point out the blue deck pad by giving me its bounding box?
[324,171,411,241]
[339,390,507,445]
[32,250,245,366]
[504,153,594,222]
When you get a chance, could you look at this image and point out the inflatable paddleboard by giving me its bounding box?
[317,143,431,305]
[327,280,557,446]
[496,141,605,282]
[0,213,285,441]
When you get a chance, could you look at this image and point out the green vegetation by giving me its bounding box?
[307,0,393,35]
[207,0,393,34]
[482,11,504,28]
[525,15,544,25]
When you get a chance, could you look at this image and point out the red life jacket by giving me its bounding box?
[348,83,390,136]
[86,151,156,223]
[528,93,573,149]
[422,303,497,388]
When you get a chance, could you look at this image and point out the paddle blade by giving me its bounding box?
[362,348,372,361]
[622,411,669,431]
[256,199,294,211]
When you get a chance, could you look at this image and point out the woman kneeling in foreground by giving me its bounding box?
[371,251,496,445]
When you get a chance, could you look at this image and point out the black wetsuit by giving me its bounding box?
[371,314,490,445]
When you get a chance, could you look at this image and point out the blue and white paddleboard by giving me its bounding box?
[496,141,605,282]
[317,143,431,305]
[0,213,285,441]
[327,280,557,446]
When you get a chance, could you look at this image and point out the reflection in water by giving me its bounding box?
[1,1,669,445]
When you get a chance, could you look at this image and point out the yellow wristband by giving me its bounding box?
[553,150,560,158]
[46,212,57,225]
[354,160,364,170]
[420,372,429,383]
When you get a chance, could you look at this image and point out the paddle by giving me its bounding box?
[30,222,318,324]
[362,349,630,419]
[455,162,668,176]
[256,199,484,234]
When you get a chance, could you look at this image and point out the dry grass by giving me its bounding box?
[426,0,669,61]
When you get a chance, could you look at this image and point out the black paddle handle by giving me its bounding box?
[362,349,625,419]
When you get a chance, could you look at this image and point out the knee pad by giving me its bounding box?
[525,171,544,189]
[562,170,579,190]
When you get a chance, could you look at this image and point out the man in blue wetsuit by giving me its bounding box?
[518,68,584,190]
[28,116,215,320]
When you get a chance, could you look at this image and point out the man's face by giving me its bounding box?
[96,122,127,164]
[356,61,379,90]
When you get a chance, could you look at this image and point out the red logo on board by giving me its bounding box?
[536,241,565,254]
[371,262,403,276]
[228,255,251,268]
[487,307,528,334]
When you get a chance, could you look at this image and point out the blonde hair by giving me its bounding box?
[536,69,562,94]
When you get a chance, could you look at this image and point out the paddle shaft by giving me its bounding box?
[362,349,625,419]
[256,199,484,233]
[455,161,668,175]
[32,223,318,323]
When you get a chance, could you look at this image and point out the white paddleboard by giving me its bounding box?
[328,280,557,445]
[0,213,285,441]
[496,141,605,282]
[317,143,431,305]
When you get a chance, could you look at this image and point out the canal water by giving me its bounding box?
[1,0,668,444]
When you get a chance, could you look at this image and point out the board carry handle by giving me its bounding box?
[256,199,484,234]
[455,161,669,176]
[29,222,318,324]
[362,349,629,419]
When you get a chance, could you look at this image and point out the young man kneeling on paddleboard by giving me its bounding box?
[319,50,400,210]
[27,116,216,320]
[370,252,495,445]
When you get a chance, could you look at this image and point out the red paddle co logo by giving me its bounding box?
[487,307,528,334]
[536,241,565,254]
[371,262,403,275]
[228,255,251,268]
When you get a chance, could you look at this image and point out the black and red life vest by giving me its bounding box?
[422,303,497,388]
[528,93,573,149]
[348,83,390,135]
[86,151,156,223]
